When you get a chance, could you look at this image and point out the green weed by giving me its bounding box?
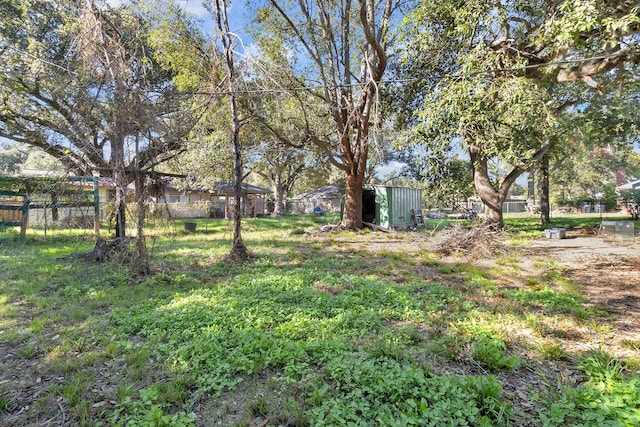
[2,220,635,426]
[622,340,640,351]
[0,394,8,411]
[110,384,197,427]
[29,317,47,333]
[504,286,586,313]
[309,355,511,426]
[472,336,521,371]
[56,371,92,407]
[20,343,39,359]
[537,340,569,361]
[578,350,627,389]
[534,348,640,426]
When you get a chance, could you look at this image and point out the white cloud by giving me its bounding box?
[376,160,405,179]
[105,0,209,17]
[175,0,209,17]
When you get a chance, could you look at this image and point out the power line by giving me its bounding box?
[1,44,78,75]
[182,49,640,96]
[450,49,640,78]
[3,39,640,95]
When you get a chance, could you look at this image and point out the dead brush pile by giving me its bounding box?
[427,223,508,257]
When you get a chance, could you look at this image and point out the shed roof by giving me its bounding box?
[294,184,344,200]
[210,182,272,195]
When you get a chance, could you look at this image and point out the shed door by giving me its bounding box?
[362,189,376,223]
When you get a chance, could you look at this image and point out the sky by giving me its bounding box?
[106,0,250,42]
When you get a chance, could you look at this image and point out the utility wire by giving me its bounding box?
[1,44,78,75]
[174,49,640,96]
[3,40,640,95]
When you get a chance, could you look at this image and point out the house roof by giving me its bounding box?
[161,178,271,195]
[211,182,272,195]
[617,180,640,192]
[294,184,344,200]
[20,169,116,188]
[616,179,640,192]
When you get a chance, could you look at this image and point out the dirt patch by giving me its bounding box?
[530,235,640,337]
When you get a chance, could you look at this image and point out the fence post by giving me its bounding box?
[20,193,29,238]
[92,175,100,235]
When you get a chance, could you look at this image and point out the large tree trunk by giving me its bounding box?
[470,145,520,231]
[342,170,365,230]
[539,154,551,225]
[339,82,375,229]
[470,140,551,230]
[273,174,285,216]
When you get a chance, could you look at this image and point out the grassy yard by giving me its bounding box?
[1,214,639,426]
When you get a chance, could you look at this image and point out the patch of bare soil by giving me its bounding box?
[530,233,640,351]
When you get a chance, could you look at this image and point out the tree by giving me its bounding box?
[0,142,28,175]
[0,1,192,237]
[536,73,640,221]
[250,141,308,216]
[0,142,67,175]
[212,0,249,259]
[251,0,402,229]
[393,145,474,209]
[246,83,332,215]
[0,1,190,176]
[400,0,640,229]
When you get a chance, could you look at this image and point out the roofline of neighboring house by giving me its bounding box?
[616,179,640,192]
[20,169,117,188]
[163,179,272,195]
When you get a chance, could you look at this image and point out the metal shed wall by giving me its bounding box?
[374,186,422,228]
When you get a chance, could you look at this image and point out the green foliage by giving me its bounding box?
[111,384,197,427]
[535,350,640,426]
[0,394,8,411]
[398,0,640,228]
[578,350,628,392]
[3,220,638,426]
[472,336,522,371]
[145,1,212,92]
[110,269,513,425]
[504,286,588,314]
[309,356,510,426]
[0,142,28,175]
[538,341,569,361]
[57,371,91,408]
[532,349,640,426]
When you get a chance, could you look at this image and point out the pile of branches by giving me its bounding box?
[427,223,507,257]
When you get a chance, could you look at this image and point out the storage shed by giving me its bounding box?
[362,185,423,229]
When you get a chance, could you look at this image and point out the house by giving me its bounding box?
[160,179,272,219]
[210,182,272,218]
[291,184,343,214]
[616,179,640,194]
[616,179,640,219]
[19,169,115,204]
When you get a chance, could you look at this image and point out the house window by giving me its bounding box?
[169,195,182,204]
